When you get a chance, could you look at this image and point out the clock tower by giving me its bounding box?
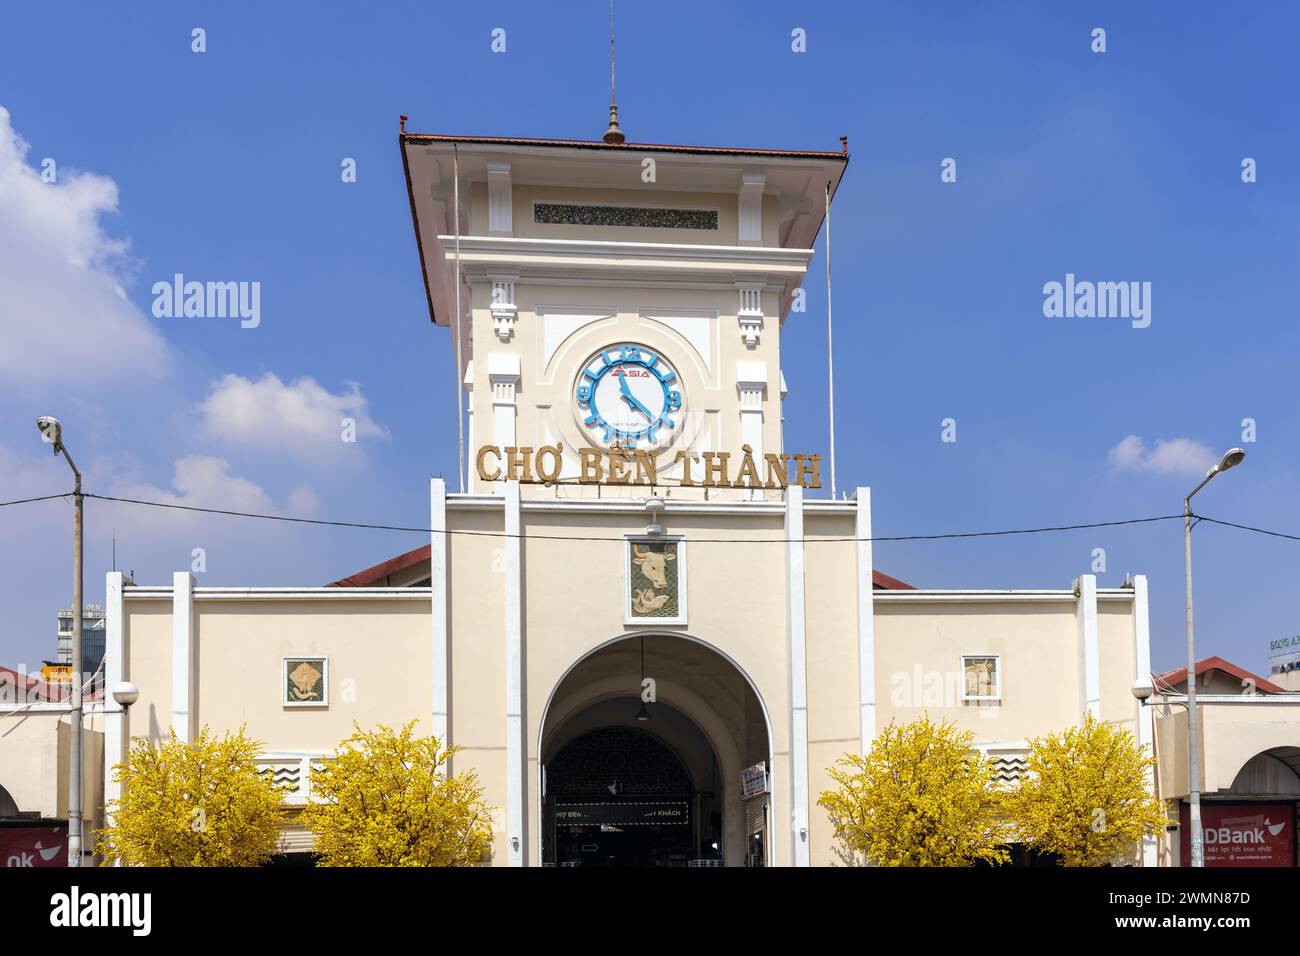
[400,123,847,499]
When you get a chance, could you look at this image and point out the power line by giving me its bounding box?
[1195,514,1300,543]
[8,490,1295,546]
[0,492,74,508]
[58,492,1187,544]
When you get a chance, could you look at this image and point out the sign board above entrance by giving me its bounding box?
[476,444,822,489]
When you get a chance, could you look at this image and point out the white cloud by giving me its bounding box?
[286,485,320,516]
[116,455,276,515]
[1107,435,1217,477]
[197,373,390,455]
[0,105,168,385]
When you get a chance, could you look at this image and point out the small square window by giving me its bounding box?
[961,655,1001,702]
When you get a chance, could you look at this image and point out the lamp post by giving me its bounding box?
[37,416,84,868]
[1183,447,1246,867]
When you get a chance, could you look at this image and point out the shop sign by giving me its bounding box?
[0,823,68,868]
[741,762,768,799]
[1180,802,1294,867]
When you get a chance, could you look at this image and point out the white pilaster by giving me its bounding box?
[736,361,767,502]
[738,172,765,244]
[784,485,810,866]
[103,571,126,853]
[430,478,449,753]
[489,274,518,342]
[489,352,520,454]
[463,360,475,490]
[1075,573,1100,721]
[737,283,765,348]
[1131,574,1158,867]
[487,162,512,233]
[503,481,526,866]
[855,488,876,753]
[171,571,195,742]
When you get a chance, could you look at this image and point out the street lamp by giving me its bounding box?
[37,416,85,868]
[1183,447,1246,867]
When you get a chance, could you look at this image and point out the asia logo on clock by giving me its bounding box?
[575,343,683,447]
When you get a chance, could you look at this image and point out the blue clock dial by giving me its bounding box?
[574,344,683,447]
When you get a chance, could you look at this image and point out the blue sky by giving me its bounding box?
[1,1,1297,676]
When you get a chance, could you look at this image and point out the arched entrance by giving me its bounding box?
[539,634,772,867]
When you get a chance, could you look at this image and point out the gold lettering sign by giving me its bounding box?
[473,443,821,489]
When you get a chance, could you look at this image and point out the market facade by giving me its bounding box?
[4,122,1296,867]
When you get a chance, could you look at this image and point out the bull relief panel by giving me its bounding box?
[624,537,686,626]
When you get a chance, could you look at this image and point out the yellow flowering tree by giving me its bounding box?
[300,721,493,866]
[818,715,1009,866]
[1008,714,1167,866]
[97,726,285,866]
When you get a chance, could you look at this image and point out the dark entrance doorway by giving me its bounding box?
[544,725,712,866]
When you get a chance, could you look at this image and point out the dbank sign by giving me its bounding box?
[1180,803,1295,867]
[0,826,68,867]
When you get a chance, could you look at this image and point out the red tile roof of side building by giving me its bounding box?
[1154,656,1287,695]
[330,543,915,591]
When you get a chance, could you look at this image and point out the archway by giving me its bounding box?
[539,634,772,867]
[0,783,18,819]
[1228,747,1300,797]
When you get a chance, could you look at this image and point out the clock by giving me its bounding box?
[574,343,683,447]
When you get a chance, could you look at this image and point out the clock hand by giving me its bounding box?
[616,376,656,422]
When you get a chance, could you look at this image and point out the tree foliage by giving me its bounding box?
[97,726,285,866]
[300,721,493,866]
[1008,714,1167,866]
[818,715,1009,866]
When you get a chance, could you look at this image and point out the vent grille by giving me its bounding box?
[534,202,717,230]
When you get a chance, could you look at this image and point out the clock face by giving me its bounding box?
[574,343,683,447]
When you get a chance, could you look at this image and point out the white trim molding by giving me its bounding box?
[737,282,765,348]
[1075,574,1101,720]
[430,478,450,753]
[171,571,195,742]
[503,481,526,866]
[489,352,521,452]
[103,571,126,853]
[1130,574,1158,867]
[738,172,766,244]
[488,273,518,341]
[784,485,810,866]
[855,488,875,753]
[487,162,512,233]
[736,361,767,502]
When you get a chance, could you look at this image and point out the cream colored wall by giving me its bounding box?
[874,600,1083,741]
[123,597,432,751]
[445,507,509,863]
[1098,602,1139,737]
[468,277,785,499]
[0,710,104,858]
[124,602,173,746]
[1154,700,1300,799]
[194,601,431,750]
[0,711,63,816]
[514,507,793,864]
[113,537,1152,867]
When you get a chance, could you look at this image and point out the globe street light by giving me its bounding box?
[1183,447,1246,867]
[37,416,85,867]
